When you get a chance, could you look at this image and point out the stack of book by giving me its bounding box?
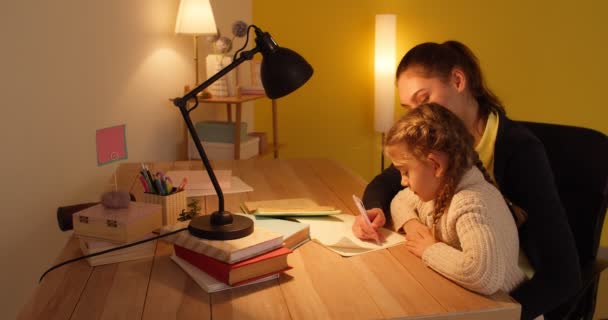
[72,202,163,266]
[251,215,311,250]
[161,217,309,292]
[239,86,265,95]
[78,234,157,266]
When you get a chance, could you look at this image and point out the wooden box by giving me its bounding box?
[141,191,187,226]
[73,202,162,243]
[194,121,248,143]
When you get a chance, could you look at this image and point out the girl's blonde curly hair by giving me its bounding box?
[384,103,526,226]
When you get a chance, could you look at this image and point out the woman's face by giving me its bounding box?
[397,68,467,119]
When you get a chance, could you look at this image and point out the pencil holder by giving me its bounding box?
[141,191,187,226]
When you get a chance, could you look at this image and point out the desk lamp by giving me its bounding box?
[173,26,313,240]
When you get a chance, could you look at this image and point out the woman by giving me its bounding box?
[352,41,580,320]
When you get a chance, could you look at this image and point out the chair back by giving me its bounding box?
[519,121,608,265]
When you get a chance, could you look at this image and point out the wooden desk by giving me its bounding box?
[192,94,280,160]
[20,159,520,320]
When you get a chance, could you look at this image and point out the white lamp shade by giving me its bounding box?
[374,14,396,133]
[175,0,217,35]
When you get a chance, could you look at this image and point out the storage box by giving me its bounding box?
[195,121,248,143]
[78,234,157,266]
[141,191,187,225]
[73,202,162,243]
[248,132,268,154]
[189,136,260,160]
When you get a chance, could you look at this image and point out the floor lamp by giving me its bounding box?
[374,14,396,172]
[175,0,218,85]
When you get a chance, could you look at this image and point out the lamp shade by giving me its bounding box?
[260,48,314,99]
[254,29,313,99]
[374,14,396,133]
[175,0,217,35]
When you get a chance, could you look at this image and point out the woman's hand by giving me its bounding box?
[352,208,386,243]
[405,224,437,258]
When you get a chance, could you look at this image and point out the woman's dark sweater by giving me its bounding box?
[363,113,581,319]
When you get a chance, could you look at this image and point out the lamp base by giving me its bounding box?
[188,212,254,240]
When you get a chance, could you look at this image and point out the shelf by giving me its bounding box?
[181,94,280,160]
[196,94,266,104]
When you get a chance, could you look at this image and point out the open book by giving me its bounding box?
[242,214,310,250]
[242,198,341,216]
[293,214,405,256]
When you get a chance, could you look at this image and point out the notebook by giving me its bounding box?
[293,214,405,256]
[249,215,310,250]
[242,198,341,216]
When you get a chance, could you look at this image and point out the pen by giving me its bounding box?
[178,177,187,191]
[165,176,173,194]
[154,179,164,195]
[138,175,150,193]
[353,194,381,245]
[159,175,170,195]
[140,170,154,193]
[141,164,156,193]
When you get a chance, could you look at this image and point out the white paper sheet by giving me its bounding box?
[185,176,254,197]
[293,214,405,256]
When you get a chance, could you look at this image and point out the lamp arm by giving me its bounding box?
[172,46,261,215]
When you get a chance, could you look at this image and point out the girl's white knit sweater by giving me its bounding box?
[390,167,525,295]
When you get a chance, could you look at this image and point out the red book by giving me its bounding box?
[174,245,292,286]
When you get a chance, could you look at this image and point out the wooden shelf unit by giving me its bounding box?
[187,94,281,160]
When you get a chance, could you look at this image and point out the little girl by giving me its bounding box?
[373,103,524,296]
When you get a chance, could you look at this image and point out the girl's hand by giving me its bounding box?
[352,208,386,243]
[405,225,437,257]
[403,219,428,236]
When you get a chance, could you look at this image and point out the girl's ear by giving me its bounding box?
[450,67,467,93]
[427,151,449,177]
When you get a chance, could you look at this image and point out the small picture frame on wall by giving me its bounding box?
[96,124,128,166]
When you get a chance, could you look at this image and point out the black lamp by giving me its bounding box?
[172,25,313,240]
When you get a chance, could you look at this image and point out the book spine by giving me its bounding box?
[174,245,232,285]
[230,268,290,287]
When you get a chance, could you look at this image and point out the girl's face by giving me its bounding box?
[397,68,467,119]
[386,144,446,202]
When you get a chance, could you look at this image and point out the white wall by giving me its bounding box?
[0,0,251,318]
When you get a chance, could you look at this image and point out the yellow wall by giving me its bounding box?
[252,0,608,245]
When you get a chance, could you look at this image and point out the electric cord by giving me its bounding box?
[39,227,188,283]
